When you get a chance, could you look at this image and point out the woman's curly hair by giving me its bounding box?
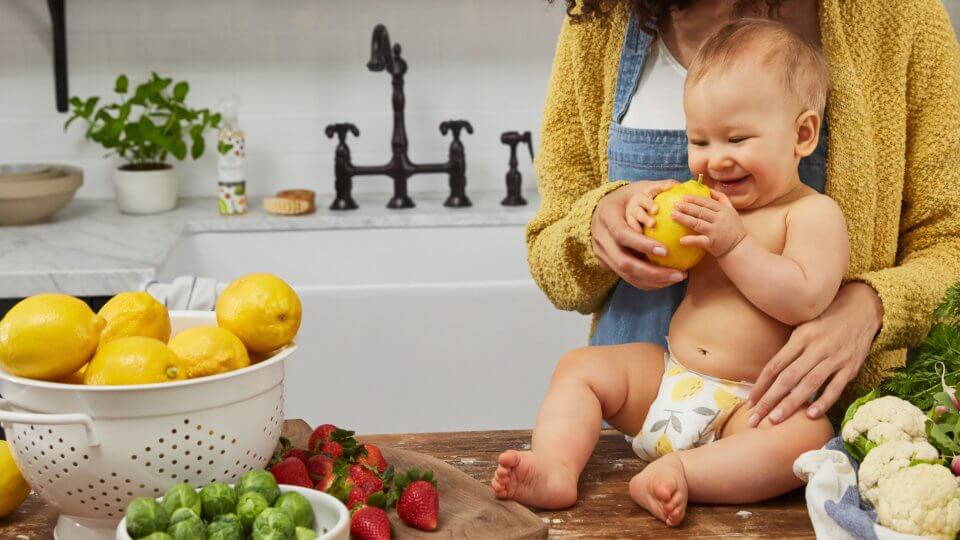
[552,0,785,23]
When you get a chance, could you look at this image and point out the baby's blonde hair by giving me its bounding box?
[686,18,830,117]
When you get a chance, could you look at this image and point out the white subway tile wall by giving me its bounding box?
[0,0,564,199]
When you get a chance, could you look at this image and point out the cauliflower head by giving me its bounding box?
[858,440,940,507]
[875,464,960,539]
[841,395,927,462]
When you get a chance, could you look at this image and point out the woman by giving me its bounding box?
[529,0,960,425]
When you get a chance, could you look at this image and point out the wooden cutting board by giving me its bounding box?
[282,420,547,539]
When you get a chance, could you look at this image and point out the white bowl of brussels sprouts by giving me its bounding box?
[116,470,349,540]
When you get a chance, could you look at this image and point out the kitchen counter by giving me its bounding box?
[2,427,814,539]
[0,191,537,298]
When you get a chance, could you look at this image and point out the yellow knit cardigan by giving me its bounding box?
[527,0,960,395]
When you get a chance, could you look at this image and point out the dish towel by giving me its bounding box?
[143,276,218,311]
[793,437,925,540]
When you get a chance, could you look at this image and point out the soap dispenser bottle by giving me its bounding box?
[217,97,248,215]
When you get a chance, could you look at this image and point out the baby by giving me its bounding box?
[492,19,848,526]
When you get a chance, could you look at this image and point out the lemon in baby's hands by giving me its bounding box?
[97,291,171,349]
[0,294,105,381]
[168,326,250,379]
[216,273,302,354]
[643,176,711,270]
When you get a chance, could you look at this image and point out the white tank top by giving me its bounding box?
[621,39,687,130]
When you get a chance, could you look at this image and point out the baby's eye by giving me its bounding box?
[689,140,708,147]
[728,136,751,144]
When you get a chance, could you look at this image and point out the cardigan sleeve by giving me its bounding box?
[526,15,627,314]
[853,0,960,354]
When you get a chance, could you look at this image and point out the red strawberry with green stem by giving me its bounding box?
[350,493,391,539]
[394,470,439,531]
[357,444,389,473]
[269,456,313,489]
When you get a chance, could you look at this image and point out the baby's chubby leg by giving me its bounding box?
[492,343,664,509]
[631,403,833,514]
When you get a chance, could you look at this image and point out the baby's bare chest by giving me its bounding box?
[741,207,790,255]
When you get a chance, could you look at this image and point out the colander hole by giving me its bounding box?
[40,451,45,456]
[208,430,213,436]
[113,486,118,491]
[196,456,201,462]
[139,484,145,488]
[91,495,96,500]
[231,439,236,444]
[153,488,160,493]
[39,434,43,440]
[125,479,130,484]
[93,506,99,511]
[77,488,83,493]
[67,491,72,496]
[115,498,120,503]
[62,468,67,473]
[145,447,151,452]
[185,435,190,440]
[197,470,202,475]
[172,460,178,465]
[223,470,228,475]
[171,475,177,480]
[30,441,35,447]
[145,462,151,467]
[51,459,56,465]
[159,453,165,459]
[235,461,240,465]
[127,491,133,496]
[72,462,78,467]
[79,499,85,504]
[59,453,64,459]
[208,460,213,465]
[159,468,165,473]
[48,444,53,450]
[172,444,178,450]
[184,419,189,424]
[107,512,113,518]
[101,491,106,496]
[29,426,34,430]
[185,465,190,470]
[185,450,190,456]
[172,429,177,434]
[196,425,201,431]
[131,455,137,460]
[220,450,225,455]
[47,429,52,434]
[88,484,93,489]
[43,465,48,470]
[208,446,214,451]
[69,446,75,451]
[220,435,225,440]
[104,502,110,508]
[58,438,63,443]
[111,472,117,477]
[55,474,60,479]
[83,455,88,460]
[47,479,52,484]
[99,479,105,484]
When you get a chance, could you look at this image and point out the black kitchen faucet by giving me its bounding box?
[325,24,473,210]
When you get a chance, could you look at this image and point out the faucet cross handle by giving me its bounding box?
[324,123,360,143]
[439,120,474,142]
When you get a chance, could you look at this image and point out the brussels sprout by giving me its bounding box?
[199,483,238,521]
[237,469,280,505]
[167,507,205,540]
[141,533,175,540]
[162,483,202,517]
[294,526,318,540]
[252,507,296,540]
[237,491,271,532]
[213,513,241,525]
[204,519,244,540]
[274,492,314,529]
[126,497,170,538]
[169,507,200,526]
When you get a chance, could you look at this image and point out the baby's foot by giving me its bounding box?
[629,454,689,526]
[491,449,578,509]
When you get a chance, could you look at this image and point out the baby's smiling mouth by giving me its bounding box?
[713,175,751,192]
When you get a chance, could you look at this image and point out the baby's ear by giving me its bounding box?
[794,110,821,158]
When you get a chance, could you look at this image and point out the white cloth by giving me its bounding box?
[793,443,926,540]
[621,39,687,130]
[143,276,218,311]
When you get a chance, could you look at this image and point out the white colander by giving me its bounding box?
[0,311,293,540]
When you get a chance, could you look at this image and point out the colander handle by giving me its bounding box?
[0,398,100,447]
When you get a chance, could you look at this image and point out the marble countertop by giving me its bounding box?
[0,190,538,298]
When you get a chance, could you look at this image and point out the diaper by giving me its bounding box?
[632,347,752,462]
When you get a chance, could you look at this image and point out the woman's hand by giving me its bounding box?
[746,282,884,427]
[592,180,688,291]
[671,189,747,258]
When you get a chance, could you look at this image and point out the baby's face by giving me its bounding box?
[684,63,808,210]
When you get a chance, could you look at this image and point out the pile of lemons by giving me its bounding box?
[0,273,301,386]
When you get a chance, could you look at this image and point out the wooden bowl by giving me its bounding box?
[0,166,83,225]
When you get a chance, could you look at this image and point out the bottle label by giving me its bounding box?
[218,181,248,215]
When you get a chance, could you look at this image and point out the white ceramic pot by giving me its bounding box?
[113,165,177,214]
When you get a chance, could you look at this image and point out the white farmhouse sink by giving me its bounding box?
[157,226,589,433]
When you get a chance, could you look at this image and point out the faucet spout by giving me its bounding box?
[368,24,405,76]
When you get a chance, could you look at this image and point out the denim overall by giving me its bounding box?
[591,13,829,347]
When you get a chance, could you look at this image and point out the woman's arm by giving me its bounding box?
[852,1,960,354]
[526,15,625,314]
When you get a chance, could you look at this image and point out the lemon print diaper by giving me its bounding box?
[632,348,752,462]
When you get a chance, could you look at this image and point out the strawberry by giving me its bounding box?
[319,441,344,460]
[269,457,313,488]
[350,506,391,539]
[308,423,338,451]
[395,471,439,531]
[315,474,336,492]
[347,487,369,510]
[357,444,389,473]
[307,454,334,480]
[284,447,310,464]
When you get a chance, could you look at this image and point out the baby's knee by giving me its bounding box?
[758,408,834,447]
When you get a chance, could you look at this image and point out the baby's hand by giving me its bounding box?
[624,180,678,232]
[672,189,747,257]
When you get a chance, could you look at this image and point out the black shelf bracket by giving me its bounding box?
[48,0,68,112]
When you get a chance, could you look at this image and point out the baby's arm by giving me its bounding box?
[716,195,849,325]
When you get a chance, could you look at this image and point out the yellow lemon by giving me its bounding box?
[0,294,105,381]
[58,364,88,384]
[0,441,30,518]
[715,387,744,410]
[97,291,171,349]
[671,376,704,402]
[654,433,674,458]
[665,364,686,377]
[168,326,250,379]
[84,337,185,385]
[216,273,302,354]
[644,176,711,270]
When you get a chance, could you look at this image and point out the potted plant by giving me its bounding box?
[65,72,226,214]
